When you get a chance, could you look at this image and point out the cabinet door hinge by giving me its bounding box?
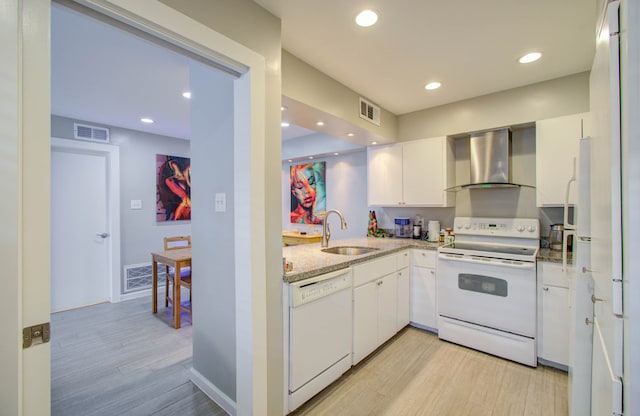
[23,322,50,349]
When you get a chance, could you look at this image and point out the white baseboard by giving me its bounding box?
[119,288,153,302]
[190,367,237,416]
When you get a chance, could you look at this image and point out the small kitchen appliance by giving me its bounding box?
[394,217,412,238]
[549,223,572,251]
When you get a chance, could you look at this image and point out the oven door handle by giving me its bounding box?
[438,253,536,270]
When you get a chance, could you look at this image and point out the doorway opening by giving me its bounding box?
[50,1,265,414]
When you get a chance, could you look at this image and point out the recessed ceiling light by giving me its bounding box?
[333,152,340,156]
[316,121,325,126]
[425,82,441,90]
[308,156,314,159]
[281,106,287,111]
[519,52,542,64]
[140,118,154,124]
[287,159,293,163]
[355,10,378,27]
[370,141,378,145]
[347,133,355,137]
[281,121,290,127]
[182,91,192,99]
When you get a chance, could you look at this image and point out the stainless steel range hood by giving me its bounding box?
[447,127,533,191]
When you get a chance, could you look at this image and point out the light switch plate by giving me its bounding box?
[215,193,226,212]
[130,199,142,210]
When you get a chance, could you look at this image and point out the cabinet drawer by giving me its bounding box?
[537,260,573,288]
[412,249,436,268]
[397,250,410,269]
[353,254,397,287]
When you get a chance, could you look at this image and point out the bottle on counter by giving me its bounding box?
[439,229,445,243]
[445,228,455,245]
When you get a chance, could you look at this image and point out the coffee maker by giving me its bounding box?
[549,224,572,251]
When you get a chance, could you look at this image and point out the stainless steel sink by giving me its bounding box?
[321,246,380,255]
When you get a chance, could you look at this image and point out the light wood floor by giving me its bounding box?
[52,297,568,416]
[51,296,224,416]
[292,327,568,416]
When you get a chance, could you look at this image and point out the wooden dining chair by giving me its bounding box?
[163,235,192,313]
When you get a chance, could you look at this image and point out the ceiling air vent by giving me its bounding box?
[74,123,110,143]
[359,97,381,126]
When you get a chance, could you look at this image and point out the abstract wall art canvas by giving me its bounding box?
[156,154,191,221]
[290,161,326,224]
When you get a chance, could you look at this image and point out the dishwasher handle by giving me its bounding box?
[290,268,352,307]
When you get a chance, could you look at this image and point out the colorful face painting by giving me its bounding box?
[290,161,326,224]
[156,154,191,221]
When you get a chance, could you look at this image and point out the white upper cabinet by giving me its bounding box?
[367,144,403,206]
[536,112,590,207]
[367,136,454,207]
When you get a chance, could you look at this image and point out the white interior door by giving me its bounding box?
[51,148,110,311]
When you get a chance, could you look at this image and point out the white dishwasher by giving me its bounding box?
[288,268,353,412]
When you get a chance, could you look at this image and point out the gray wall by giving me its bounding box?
[189,62,237,401]
[157,1,283,413]
[282,151,369,240]
[51,115,191,268]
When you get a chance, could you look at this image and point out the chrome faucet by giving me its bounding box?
[322,210,348,247]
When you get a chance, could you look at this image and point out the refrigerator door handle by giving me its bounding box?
[564,157,577,231]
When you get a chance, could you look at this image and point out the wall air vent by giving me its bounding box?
[359,97,381,126]
[74,123,110,143]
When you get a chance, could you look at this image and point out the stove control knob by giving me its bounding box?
[516,225,525,232]
[527,225,537,232]
[456,223,463,230]
[464,223,471,230]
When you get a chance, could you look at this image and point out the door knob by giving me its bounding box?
[585,318,594,326]
[591,294,604,303]
[96,232,109,239]
[582,266,592,273]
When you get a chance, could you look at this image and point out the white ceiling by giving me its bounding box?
[256,0,596,115]
[51,4,194,139]
[51,1,596,141]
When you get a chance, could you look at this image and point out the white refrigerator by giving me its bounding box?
[586,1,624,415]
[568,136,594,416]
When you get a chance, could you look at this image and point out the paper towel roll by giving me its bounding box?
[427,220,440,242]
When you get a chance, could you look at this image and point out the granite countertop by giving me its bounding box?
[283,238,573,283]
[283,237,439,283]
[537,248,574,264]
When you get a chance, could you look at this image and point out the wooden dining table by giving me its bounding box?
[151,247,191,329]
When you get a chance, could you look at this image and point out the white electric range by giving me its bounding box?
[437,217,540,367]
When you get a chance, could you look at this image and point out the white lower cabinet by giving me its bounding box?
[410,249,438,331]
[353,279,381,365]
[396,266,410,331]
[537,261,572,367]
[541,284,570,365]
[352,251,408,365]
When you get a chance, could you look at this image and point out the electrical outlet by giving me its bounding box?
[215,193,226,212]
